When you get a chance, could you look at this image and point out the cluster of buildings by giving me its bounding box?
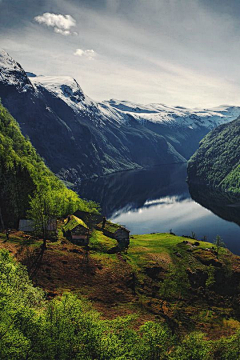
[19,210,130,250]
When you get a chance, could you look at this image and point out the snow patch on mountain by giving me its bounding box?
[0,50,33,92]
[31,76,125,125]
[104,99,240,130]
[1,49,240,131]
[0,49,21,72]
[30,73,240,130]
[31,76,88,105]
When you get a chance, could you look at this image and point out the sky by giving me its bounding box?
[1,0,240,107]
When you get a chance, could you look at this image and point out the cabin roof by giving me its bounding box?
[98,220,129,234]
[63,215,88,232]
[73,210,102,228]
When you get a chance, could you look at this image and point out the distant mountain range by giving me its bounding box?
[1,49,240,183]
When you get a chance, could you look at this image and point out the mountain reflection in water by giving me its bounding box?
[76,164,240,255]
[188,185,240,227]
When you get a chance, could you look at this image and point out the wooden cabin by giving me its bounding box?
[63,215,89,246]
[97,220,130,249]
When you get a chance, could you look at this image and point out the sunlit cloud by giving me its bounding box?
[54,28,70,36]
[34,13,76,36]
[74,48,96,60]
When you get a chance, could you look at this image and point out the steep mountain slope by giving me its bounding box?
[0,50,186,183]
[1,49,240,183]
[0,103,97,229]
[187,116,240,194]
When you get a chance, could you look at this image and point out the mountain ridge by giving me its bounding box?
[1,49,240,183]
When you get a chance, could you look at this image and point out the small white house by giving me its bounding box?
[19,219,35,232]
[19,219,57,233]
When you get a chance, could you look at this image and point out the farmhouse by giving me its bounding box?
[63,215,89,246]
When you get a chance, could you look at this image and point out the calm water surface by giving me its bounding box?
[77,164,240,255]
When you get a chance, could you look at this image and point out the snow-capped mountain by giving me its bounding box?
[31,75,124,125]
[105,99,240,130]
[32,76,93,111]
[0,49,240,182]
[30,72,240,132]
[0,50,33,92]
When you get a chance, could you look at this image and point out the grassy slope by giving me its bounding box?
[1,229,240,339]
[187,117,240,193]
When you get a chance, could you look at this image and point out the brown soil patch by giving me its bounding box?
[147,252,172,266]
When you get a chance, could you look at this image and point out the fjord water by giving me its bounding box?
[77,164,240,255]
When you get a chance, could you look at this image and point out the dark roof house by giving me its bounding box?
[73,210,102,229]
[63,215,89,246]
[97,220,130,249]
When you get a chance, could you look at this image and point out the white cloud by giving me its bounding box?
[34,13,76,36]
[74,49,96,59]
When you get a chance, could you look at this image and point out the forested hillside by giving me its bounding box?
[187,117,240,194]
[2,235,240,359]
[0,103,98,229]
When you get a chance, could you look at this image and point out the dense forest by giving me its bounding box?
[0,102,98,229]
[187,116,240,194]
